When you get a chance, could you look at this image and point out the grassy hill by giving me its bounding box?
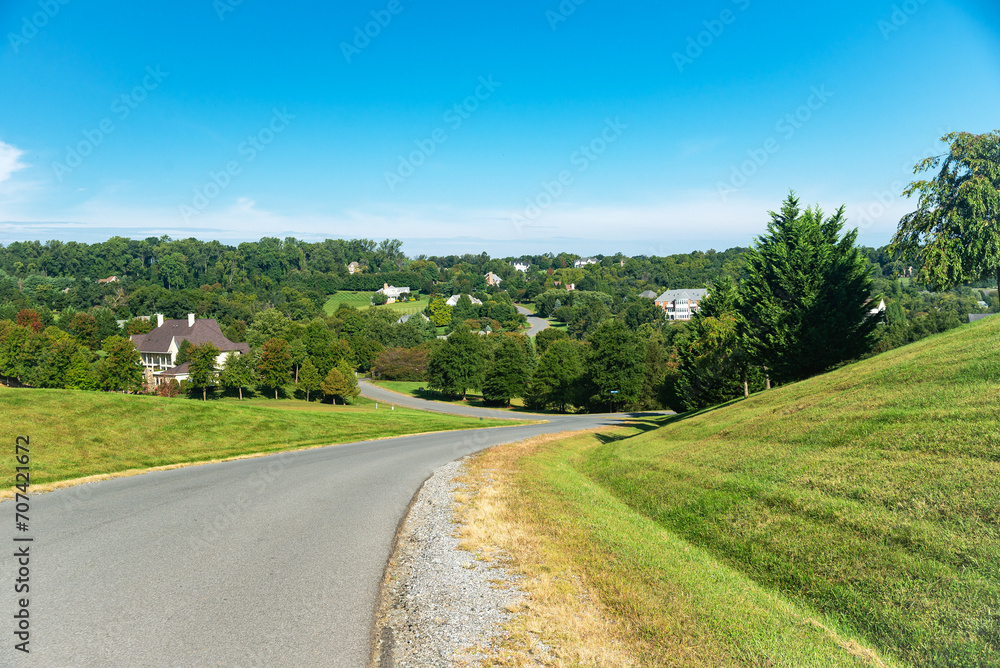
[465,316,1000,666]
[0,388,520,490]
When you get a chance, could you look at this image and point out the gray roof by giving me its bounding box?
[131,318,249,355]
[397,313,430,324]
[655,289,708,303]
[638,290,658,299]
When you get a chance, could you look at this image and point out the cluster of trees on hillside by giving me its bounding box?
[1,130,995,410]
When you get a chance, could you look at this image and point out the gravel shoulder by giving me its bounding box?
[372,459,524,667]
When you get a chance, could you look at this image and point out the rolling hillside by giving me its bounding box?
[470,315,1000,666]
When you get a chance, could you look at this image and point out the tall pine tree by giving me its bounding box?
[740,192,878,384]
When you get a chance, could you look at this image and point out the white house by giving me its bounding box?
[513,262,530,273]
[446,294,483,307]
[347,262,362,275]
[574,257,598,269]
[377,283,411,304]
[654,289,708,321]
[484,271,503,287]
[868,299,887,316]
[130,313,249,386]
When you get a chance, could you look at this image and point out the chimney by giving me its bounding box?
[156,313,164,328]
[188,313,196,327]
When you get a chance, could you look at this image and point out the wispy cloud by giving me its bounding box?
[0,141,28,184]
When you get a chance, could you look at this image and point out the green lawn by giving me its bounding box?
[482,316,1000,666]
[323,291,430,316]
[0,387,519,488]
[372,380,556,414]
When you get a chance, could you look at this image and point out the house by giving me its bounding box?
[397,313,430,325]
[446,294,483,307]
[130,313,249,386]
[347,262,362,275]
[513,262,530,273]
[654,289,708,321]
[573,257,598,269]
[553,281,576,291]
[867,299,887,316]
[377,283,410,304]
[98,276,120,285]
[484,272,503,287]
[638,290,658,300]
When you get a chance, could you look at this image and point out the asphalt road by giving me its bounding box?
[1,404,633,667]
[516,304,550,337]
[359,379,532,419]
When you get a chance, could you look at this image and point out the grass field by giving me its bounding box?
[372,380,553,414]
[323,291,430,316]
[462,316,1000,666]
[0,387,520,489]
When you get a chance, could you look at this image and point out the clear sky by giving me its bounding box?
[1,0,998,257]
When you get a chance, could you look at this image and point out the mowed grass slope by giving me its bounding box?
[0,388,516,488]
[579,316,1000,666]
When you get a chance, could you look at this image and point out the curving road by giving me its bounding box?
[359,379,535,419]
[1,395,646,667]
[516,304,550,337]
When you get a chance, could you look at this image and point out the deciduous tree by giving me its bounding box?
[890,130,1000,291]
[258,337,291,399]
[188,342,221,400]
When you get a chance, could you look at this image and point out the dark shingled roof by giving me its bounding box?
[131,318,249,355]
[157,362,190,377]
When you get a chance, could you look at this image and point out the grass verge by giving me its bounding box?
[457,426,893,667]
[457,318,1000,666]
[0,386,522,494]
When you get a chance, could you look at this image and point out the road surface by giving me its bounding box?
[516,304,550,337]
[1,404,643,667]
[359,379,534,419]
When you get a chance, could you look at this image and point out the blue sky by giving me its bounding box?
[1,0,998,256]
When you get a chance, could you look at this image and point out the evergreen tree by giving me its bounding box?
[258,337,291,399]
[188,343,221,400]
[481,335,530,406]
[740,193,878,384]
[298,358,321,402]
[321,360,359,404]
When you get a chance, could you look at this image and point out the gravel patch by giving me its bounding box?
[373,459,524,667]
